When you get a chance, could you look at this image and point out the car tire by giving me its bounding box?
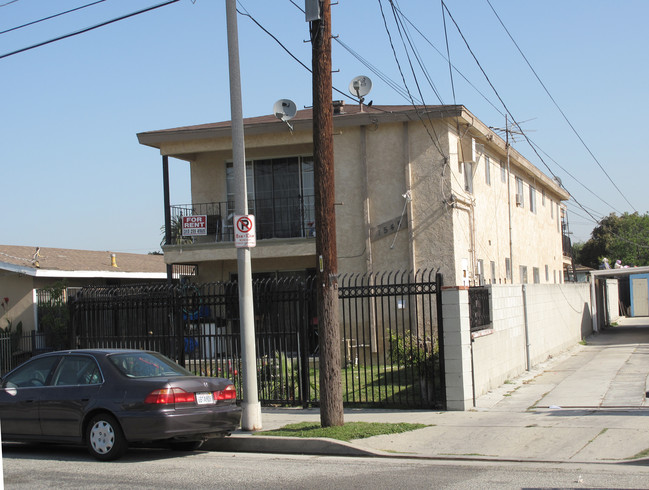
[169,440,204,451]
[86,413,127,461]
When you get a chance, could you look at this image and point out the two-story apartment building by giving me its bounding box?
[138,104,570,286]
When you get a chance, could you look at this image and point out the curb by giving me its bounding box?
[204,434,383,457]
[203,434,649,466]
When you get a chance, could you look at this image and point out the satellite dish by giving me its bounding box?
[273,99,297,132]
[349,76,372,98]
[349,76,372,112]
[273,99,297,122]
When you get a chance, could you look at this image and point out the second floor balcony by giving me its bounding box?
[166,196,316,246]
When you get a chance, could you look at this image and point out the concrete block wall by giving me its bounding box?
[443,282,592,410]
[471,285,527,400]
[524,284,591,367]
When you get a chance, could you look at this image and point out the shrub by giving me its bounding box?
[389,330,438,377]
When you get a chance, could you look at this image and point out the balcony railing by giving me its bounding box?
[562,233,572,258]
[167,196,316,245]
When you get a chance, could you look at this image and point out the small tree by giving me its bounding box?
[39,281,70,350]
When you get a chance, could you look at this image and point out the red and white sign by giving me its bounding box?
[234,214,256,248]
[182,215,207,236]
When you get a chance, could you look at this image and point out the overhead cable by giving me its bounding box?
[0,0,107,36]
[0,0,180,61]
[377,0,446,157]
[236,2,357,103]
[440,1,603,228]
[485,0,636,213]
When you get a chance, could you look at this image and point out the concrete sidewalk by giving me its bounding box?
[211,318,649,463]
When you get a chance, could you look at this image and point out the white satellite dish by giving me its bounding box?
[273,99,297,121]
[273,99,297,132]
[348,76,373,111]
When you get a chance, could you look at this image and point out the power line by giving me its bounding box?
[440,1,605,230]
[377,0,446,157]
[527,139,624,214]
[485,0,636,213]
[0,0,180,61]
[0,0,108,36]
[334,37,415,103]
[391,3,504,118]
[235,2,356,103]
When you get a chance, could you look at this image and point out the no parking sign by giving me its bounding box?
[234,215,256,248]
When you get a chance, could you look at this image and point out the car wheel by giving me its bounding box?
[169,440,204,451]
[86,413,127,461]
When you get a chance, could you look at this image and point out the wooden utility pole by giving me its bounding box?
[310,0,343,427]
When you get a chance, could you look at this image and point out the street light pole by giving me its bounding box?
[225,0,261,431]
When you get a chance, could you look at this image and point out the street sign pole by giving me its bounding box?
[225,0,261,430]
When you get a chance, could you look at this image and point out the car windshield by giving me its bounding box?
[108,352,193,378]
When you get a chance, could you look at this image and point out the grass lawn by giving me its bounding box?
[258,421,430,442]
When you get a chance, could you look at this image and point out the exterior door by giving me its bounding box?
[632,278,649,316]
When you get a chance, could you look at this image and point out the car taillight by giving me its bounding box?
[145,388,196,404]
[215,384,237,401]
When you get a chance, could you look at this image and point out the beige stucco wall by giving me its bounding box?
[447,130,566,287]
[195,255,317,283]
[0,272,36,333]
[165,112,568,288]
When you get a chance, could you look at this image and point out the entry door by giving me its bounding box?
[632,278,649,316]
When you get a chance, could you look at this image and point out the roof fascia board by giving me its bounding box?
[32,270,168,279]
[0,261,166,279]
[454,108,570,201]
[590,266,649,278]
[137,106,466,150]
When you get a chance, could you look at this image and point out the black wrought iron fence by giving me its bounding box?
[17,270,445,409]
[469,286,491,333]
[0,331,50,375]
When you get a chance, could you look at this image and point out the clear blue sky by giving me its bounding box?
[1,0,646,253]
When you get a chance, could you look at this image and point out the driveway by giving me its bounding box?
[479,317,649,411]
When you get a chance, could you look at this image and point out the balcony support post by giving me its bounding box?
[163,155,173,283]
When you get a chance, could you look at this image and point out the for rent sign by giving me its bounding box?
[182,215,207,236]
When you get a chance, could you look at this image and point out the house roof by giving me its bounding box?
[137,104,464,147]
[0,245,167,279]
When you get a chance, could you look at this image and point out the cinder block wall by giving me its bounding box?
[470,285,527,398]
[443,283,593,409]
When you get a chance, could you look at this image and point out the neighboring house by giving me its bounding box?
[138,103,571,286]
[0,245,168,334]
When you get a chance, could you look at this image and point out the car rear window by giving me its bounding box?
[108,352,193,378]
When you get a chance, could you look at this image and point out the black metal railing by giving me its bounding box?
[168,196,316,245]
[67,271,443,409]
[3,272,444,409]
[469,286,491,333]
[0,331,52,375]
[562,233,572,258]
